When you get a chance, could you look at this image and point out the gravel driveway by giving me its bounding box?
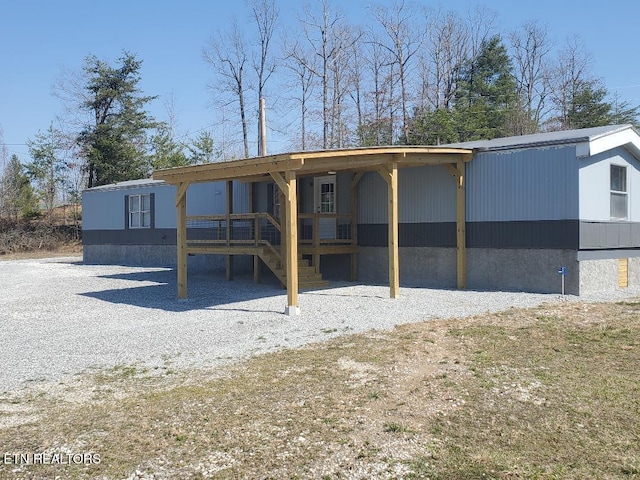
[2,256,638,394]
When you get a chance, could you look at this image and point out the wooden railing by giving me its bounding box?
[298,213,356,245]
[185,212,356,250]
[186,213,281,246]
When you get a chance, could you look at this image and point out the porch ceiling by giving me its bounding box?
[152,146,473,184]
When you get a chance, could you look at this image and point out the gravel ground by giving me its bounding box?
[2,256,639,394]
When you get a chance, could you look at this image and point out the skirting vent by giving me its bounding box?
[618,258,629,288]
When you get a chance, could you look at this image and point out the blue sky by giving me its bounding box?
[1,0,639,161]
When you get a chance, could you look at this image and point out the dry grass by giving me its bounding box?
[1,300,639,479]
[0,207,81,257]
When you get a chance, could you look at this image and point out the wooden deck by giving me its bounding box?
[184,212,359,287]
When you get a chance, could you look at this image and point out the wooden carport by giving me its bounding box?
[153,146,473,315]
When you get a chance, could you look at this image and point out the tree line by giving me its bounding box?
[1,0,638,220]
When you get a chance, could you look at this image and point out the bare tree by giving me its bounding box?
[509,20,554,131]
[249,0,279,155]
[204,20,251,158]
[282,35,318,150]
[358,30,395,146]
[371,0,424,144]
[329,24,360,148]
[164,92,181,139]
[298,0,351,149]
[548,35,594,130]
[422,8,469,110]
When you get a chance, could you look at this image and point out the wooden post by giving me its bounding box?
[254,214,261,284]
[176,182,188,299]
[226,180,234,281]
[388,163,399,298]
[280,188,286,274]
[376,163,399,299]
[284,171,299,315]
[443,163,467,289]
[313,213,320,274]
[350,172,363,282]
[456,161,467,289]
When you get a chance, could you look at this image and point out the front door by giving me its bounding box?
[314,175,336,239]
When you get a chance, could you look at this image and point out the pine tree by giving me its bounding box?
[0,155,37,220]
[454,35,519,140]
[26,125,67,214]
[78,52,158,187]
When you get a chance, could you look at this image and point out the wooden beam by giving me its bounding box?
[443,163,460,178]
[455,161,467,289]
[270,171,289,197]
[154,157,305,184]
[299,245,359,255]
[384,163,399,299]
[376,165,392,185]
[176,182,188,299]
[175,181,189,207]
[351,171,364,191]
[350,172,360,282]
[226,180,234,281]
[284,170,299,315]
[186,246,263,255]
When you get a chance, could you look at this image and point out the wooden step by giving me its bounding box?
[259,246,327,290]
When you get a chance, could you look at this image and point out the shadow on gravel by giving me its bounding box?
[81,270,286,313]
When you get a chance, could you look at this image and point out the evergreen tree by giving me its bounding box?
[78,52,158,187]
[149,124,190,170]
[454,35,519,140]
[26,125,67,214]
[407,108,458,145]
[566,80,611,129]
[188,130,220,163]
[565,81,639,129]
[0,154,38,220]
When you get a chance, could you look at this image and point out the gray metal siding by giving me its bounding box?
[83,183,176,230]
[358,166,456,224]
[467,145,580,222]
[83,180,248,232]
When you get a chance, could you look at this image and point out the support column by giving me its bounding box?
[350,172,363,282]
[455,161,467,289]
[250,182,261,284]
[176,182,188,299]
[377,163,399,299]
[226,180,234,281]
[271,171,300,315]
[444,162,467,289]
[284,170,299,315]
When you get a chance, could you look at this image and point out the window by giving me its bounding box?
[319,181,335,213]
[610,165,628,220]
[129,194,151,228]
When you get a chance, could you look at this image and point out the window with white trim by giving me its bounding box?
[610,165,628,220]
[129,194,151,228]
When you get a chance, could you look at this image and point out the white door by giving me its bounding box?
[314,175,336,239]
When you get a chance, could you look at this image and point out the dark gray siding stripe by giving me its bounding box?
[82,226,281,246]
[359,221,580,249]
[468,221,579,249]
[83,229,177,246]
[359,223,456,248]
[84,221,640,250]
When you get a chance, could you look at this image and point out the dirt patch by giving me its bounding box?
[0,299,639,479]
